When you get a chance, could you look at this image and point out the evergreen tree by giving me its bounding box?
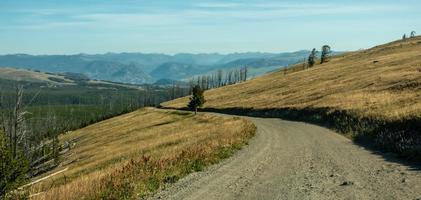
[410,31,416,38]
[320,45,331,64]
[402,34,407,40]
[0,131,28,198]
[308,48,317,67]
[188,85,206,114]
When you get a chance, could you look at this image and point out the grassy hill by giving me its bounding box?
[28,108,255,199]
[0,54,153,84]
[0,67,145,89]
[0,68,152,143]
[0,68,75,84]
[163,36,421,160]
[0,68,181,187]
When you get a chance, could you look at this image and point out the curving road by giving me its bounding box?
[150,116,421,200]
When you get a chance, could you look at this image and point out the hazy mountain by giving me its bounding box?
[0,50,342,84]
[220,51,310,69]
[83,53,224,73]
[0,54,151,84]
[148,51,318,80]
[215,52,279,65]
[83,61,151,84]
[150,62,206,80]
[153,78,188,86]
[84,53,171,73]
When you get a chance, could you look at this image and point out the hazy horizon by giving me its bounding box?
[0,49,316,56]
[1,0,420,55]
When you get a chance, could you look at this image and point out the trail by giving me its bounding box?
[150,116,421,200]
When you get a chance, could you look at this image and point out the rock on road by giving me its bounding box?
[150,116,421,200]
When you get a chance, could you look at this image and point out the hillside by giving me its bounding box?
[164,37,421,119]
[0,68,173,158]
[0,55,152,84]
[0,67,145,89]
[163,37,421,159]
[0,68,75,85]
[28,108,255,199]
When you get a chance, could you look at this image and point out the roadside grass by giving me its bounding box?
[163,36,421,161]
[28,108,256,199]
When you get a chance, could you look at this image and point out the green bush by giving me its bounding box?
[0,131,29,198]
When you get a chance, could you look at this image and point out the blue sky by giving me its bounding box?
[0,0,420,55]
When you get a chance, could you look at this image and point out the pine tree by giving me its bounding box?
[0,131,28,198]
[410,31,416,38]
[320,45,331,64]
[188,85,206,114]
[308,48,317,67]
[402,34,407,40]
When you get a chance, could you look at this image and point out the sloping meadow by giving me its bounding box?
[163,37,421,161]
[29,108,255,199]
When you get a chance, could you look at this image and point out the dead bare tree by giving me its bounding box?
[234,69,239,83]
[0,86,33,196]
[217,69,223,87]
[188,78,194,95]
[7,86,27,158]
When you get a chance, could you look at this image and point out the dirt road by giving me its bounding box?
[150,116,421,200]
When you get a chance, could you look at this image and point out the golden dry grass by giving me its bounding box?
[0,68,68,83]
[0,67,142,89]
[163,37,421,120]
[28,108,255,199]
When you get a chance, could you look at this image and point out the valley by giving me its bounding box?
[1,1,420,199]
[1,37,420,200]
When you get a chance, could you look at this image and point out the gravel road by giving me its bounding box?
[149,116,421,200]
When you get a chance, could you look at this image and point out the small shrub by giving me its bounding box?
[3,189,29,200]
[146,177,160,192]
[163,175,179,184]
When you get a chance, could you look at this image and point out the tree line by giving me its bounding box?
[188,67,248,92]
[186,67,249,114]
[165,66,249,104]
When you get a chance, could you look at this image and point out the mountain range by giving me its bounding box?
[0,51,341,84]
